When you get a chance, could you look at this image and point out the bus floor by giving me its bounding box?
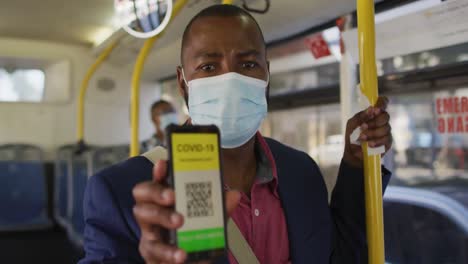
[0,225,84,264]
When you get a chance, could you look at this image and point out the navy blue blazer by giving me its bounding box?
[79,138,390,264]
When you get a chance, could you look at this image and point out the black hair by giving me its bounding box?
[150,100,171,114]
[180,4,265,63]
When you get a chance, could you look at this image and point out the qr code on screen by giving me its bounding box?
[185,182,214,218]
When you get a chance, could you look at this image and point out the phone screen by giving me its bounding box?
[169,129,226,259]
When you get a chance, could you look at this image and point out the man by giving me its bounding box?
[142,100,178,151]
[80,4,392,264]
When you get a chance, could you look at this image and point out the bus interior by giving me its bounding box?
[0,0,468,263]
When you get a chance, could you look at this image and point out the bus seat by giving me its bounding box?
[0,144,52,231]
[68,153,91,247]
[91,144,129,174]
[67,144,127,247]
[54,145,75,229]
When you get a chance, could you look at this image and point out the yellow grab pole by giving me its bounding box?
[77,41,119,143]
[357,0,385,263]
[130,37,157,157]
[222,0,234,4]
[130,0,188,157]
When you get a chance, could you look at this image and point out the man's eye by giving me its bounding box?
[201,64,215,71]
[242,62,258,69]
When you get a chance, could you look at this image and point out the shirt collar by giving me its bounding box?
[222,132,280,198]
[255,132,280,198]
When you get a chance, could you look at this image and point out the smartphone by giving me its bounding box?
[166,124,227,262]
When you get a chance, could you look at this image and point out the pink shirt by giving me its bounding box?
[227,133,290,264]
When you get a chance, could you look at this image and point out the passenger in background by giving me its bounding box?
[141,100,178,152]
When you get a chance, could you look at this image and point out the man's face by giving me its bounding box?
[152,103,174,130]
[177,15,269,100]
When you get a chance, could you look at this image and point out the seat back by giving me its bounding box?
[54,145,74,228]
[91,144,129,174]
[69,150,93,247]
[66,144,128,247]
[0,144,52,231]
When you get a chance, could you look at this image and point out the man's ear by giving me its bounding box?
[176,66,188,99]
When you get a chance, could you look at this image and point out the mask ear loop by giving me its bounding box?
[265,71,270,87]
[181,67,189,88]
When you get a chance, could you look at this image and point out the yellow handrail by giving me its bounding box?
[77,41,119,143]
[357,0,385,263]
[130,38,157,157]
[222,0,234,4]
[130,0,189,157]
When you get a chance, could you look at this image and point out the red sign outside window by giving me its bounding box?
[304,34,331,59]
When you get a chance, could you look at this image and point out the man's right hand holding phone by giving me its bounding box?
[133,160,241,264]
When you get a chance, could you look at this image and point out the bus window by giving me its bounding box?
[261,104,343,198]
[379,42,468,76]
[387,89,468,190]
[0,68,45,103]
[269,62,340,96]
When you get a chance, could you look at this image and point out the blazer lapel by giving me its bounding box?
[267,138,332,264]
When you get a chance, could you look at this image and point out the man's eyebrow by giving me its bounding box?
[237,49,261,58]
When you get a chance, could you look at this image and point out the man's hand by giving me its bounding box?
[343,96,393,168]
[133,160,241,264]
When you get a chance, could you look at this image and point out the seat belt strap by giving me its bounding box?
[141,146,168,162]
[227,218,260,264]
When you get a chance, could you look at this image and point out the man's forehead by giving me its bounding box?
[182,15,265,59]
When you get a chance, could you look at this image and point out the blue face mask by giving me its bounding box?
[183,72,268,148]
[159,112,179,131]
